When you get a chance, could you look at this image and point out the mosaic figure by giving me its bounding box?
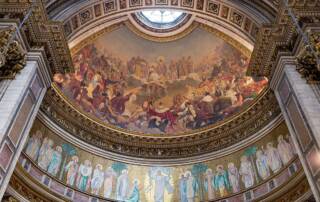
[204,168,215,200]
[37,138,54,170]
[47,146,62,176]
[25,130,43,161]
[77,159,93,192]
[277,135,294,164]
[103,166,116,198]
[179,173,188,202]
[264,142,282,173]
[239,155,255,188]
[214,165,230,197]
[125,179,140,202]
[227,162,240,193]
[65,155,79,186]
[91,164,104,195]
[116,169,130,201]
[185,171,198,202]
[256,150,270,180]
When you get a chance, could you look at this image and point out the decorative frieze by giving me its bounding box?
[40,88,280,159]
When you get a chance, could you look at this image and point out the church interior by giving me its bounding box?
[0,0,320,201]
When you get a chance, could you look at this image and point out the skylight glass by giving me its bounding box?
[141,10,184,24]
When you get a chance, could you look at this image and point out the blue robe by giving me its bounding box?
[47,151,62,176]
[179,177,187,202]
[125,184,140,202]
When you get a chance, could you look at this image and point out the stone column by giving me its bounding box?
[272,56,320,201]
[0,46,50,199]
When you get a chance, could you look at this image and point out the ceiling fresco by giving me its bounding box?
[54,26,268,135]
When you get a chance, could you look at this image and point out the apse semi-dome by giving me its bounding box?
[53,24,268,136]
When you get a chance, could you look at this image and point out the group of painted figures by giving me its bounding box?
[53,44,267,134]
[25,130,295,202]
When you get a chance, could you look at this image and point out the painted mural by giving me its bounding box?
[54,26,268,135]
[24,120,296,202]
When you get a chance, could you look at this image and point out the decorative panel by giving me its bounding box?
[8,94,34,146]
[286,96,312,151]
[0,143,13,172]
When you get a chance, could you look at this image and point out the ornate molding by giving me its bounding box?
[9,173,50,202]
[0,26,26,80]
[248,0,320,80]
[0,0,73,75]
[296,32,320,83]
[40,87,281,159]
[273,177,312,202]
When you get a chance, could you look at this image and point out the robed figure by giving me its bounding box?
[227,162,240,193]
[125,179,140,202]
[103,167,116,198]
[256,150,270,180]
[25,130,43,161]
[185,171,198,202]
[116,169,130,201]
[154,170,173,202]
[47,146,63,176]
[277,135,294,164]
[264,142,282,173]
[77,160,93,192]
[214,165,230,197]
[179,173,188,202]
[204,169,215,200]
[91,164,104,195]
[65,155,79,186]
[37,138,54,170]
[239,156,255,189]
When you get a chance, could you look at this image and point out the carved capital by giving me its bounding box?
[0,27,26,80]
[296,32,320,83]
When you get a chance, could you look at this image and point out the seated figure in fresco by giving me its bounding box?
[147,102,176,133]
[111,92,133,115]
[177,101,197,129]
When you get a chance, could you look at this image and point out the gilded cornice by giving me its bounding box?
[40,87,281,159]
[0,0,73,75]
[247,0,320,80]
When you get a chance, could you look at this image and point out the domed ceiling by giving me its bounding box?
[53,23,267,136]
